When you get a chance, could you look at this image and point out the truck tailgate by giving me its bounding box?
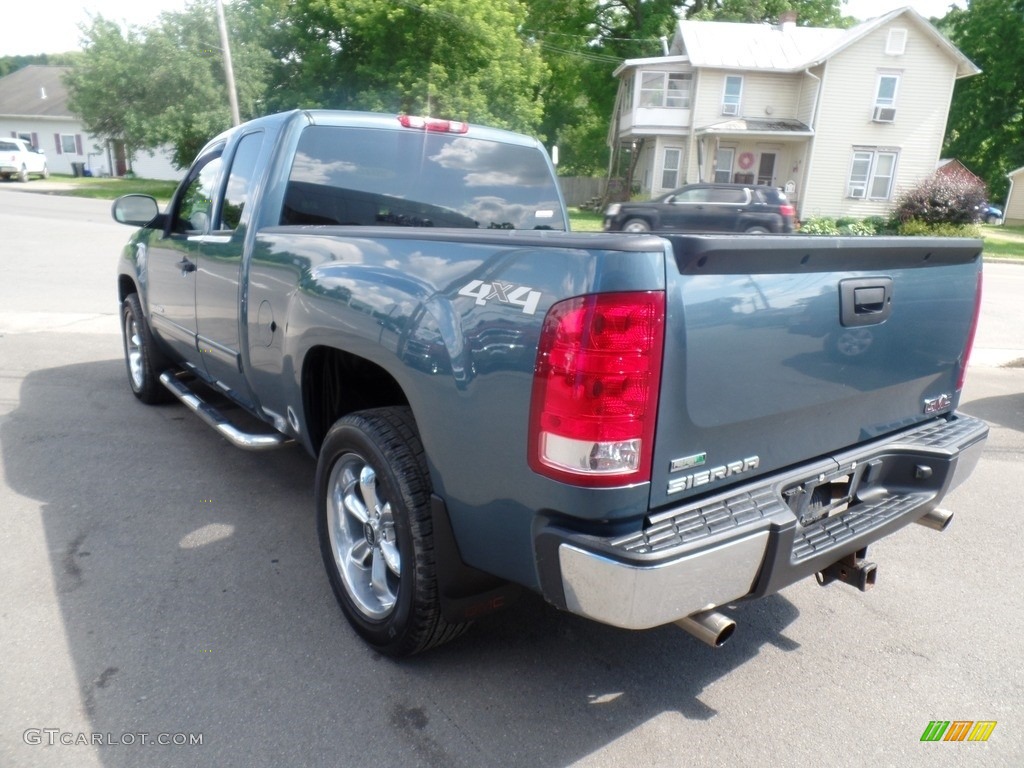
[648,235,983,511]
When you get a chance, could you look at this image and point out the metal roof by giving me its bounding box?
[672,7,979,78]
[0,65,73,118]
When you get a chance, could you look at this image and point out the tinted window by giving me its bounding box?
[707,187,747,204]
[220,132,263,230]
[0,141,16,151]
[282,125,564,230]
[674,188,710,203]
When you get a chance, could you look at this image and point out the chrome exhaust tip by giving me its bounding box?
[674,609,736,648]
[915,507,953,532]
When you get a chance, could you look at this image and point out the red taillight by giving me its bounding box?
[956,269,983,391]
[528,291,665,487]
[780,203,796,218]
[397,115,469,134]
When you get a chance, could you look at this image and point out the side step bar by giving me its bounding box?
[159,371,293,451]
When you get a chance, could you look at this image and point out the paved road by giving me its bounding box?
[1,188,1021,767]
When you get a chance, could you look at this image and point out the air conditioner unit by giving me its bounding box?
[873,106,896,123]
[722,102,738,116]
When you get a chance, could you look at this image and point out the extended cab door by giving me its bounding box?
[194,130,265,406]
[146,146,224,363]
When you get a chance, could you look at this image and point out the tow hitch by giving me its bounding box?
[816,549,877,592]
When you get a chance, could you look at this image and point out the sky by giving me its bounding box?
[3,0,968,58]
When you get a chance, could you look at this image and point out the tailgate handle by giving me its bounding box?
[840,277,892,327]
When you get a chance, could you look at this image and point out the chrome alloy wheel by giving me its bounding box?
[124,313,144,389]
[326,453,401,619]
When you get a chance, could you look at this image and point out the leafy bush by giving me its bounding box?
[799,217,839,235]
[863,215,897,235]
[893,174,987,226]
[838,220,876,236]
[897,219,981,237]
[800,217,875,235]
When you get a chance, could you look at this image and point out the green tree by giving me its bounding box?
[0,53,80,79]
[66,2,272,170]
[524,1,683,175]
[257,0,547,134]
[687,0,847,26]
[942,0,1024,203]
[64,17,152,169]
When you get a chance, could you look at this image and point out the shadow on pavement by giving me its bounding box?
[959,391,1024,434]
[3,358,802,768]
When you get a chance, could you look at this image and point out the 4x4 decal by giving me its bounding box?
[458,280,542,315]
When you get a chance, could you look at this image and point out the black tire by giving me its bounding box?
[121,293,173,404]
[622,218,651,233]
[316,406,469,656]
[41,164,49,180]
[18,165,29,183]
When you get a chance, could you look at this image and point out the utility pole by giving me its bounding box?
[215,0,241,126]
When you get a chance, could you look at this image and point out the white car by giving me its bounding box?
[0,138,49,182]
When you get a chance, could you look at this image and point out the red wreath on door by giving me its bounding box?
[738,151,755,170]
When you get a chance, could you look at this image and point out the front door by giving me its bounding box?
[195,130,265,405]
[757,152,776,186]
[145,147,224,366]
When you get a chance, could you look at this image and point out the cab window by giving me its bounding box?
[174,149,224,234]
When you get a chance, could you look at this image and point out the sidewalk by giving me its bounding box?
[0,179,77,193]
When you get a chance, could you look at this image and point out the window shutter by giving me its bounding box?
[55,133,63,154]
[75,134,83,155]
[31,132,39,149]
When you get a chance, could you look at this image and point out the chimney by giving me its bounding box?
[780,10,797,31]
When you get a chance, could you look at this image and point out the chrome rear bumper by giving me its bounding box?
[537,414,988,630]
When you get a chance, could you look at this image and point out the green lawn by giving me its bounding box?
[979,223,1024,260]
[48,174,179,204]
[567,208,604,231]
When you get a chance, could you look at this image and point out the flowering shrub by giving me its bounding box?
[893,175,987,226]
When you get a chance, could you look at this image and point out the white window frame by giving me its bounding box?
[847,148,899,200]
[640,71,666,107]
[714,146,735,183]
[60,134,77,154]
[886,28,907,55]
[639,71,691,109]
[661,147,682,189]
[872,73,900,122]
[666,73,691,109]
[722,75,743,116]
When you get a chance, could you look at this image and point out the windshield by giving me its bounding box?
[282,125,564,231]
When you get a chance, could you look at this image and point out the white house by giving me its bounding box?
[0,65,179,180]
[608,7,979,220]
[1004,166,1024,227]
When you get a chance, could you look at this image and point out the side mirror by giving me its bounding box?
[112,194,159,227]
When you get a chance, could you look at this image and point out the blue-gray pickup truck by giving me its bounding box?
[112,109,988,656]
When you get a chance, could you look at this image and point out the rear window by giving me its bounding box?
[0,141,17,152]
[281,125,564,230]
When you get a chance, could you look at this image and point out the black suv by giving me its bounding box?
[603,183,796,234]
